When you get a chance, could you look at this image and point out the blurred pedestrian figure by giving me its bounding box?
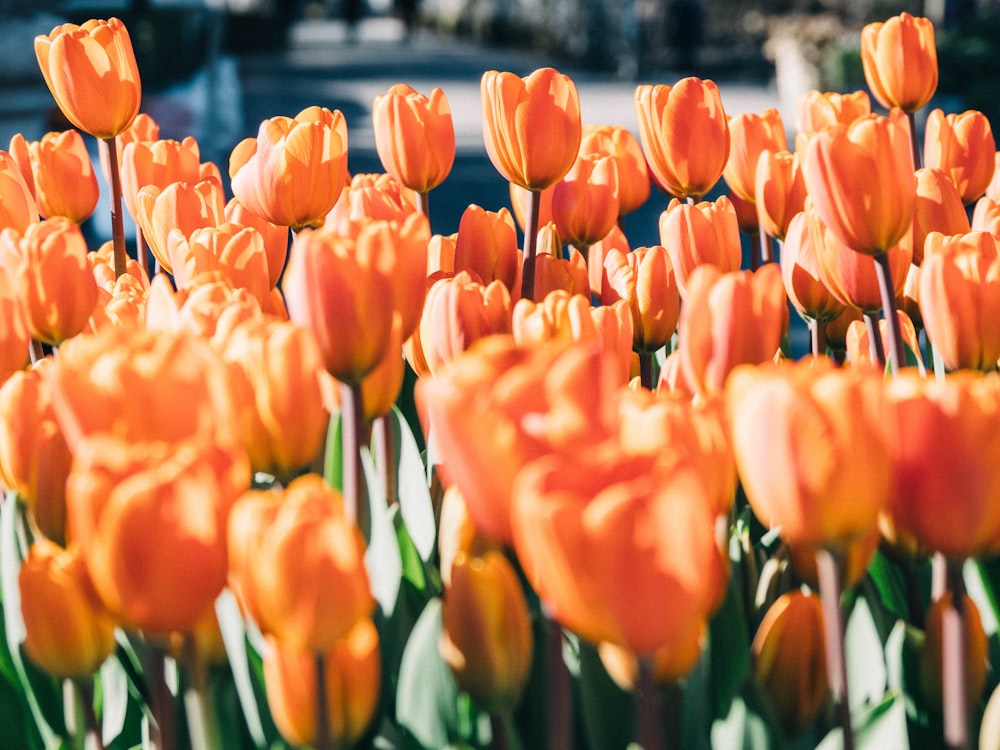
[395,0,419,41]
[343,0,364,42]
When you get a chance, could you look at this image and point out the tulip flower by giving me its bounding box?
[324,172,418,235]
[924,109,997,206]
[913,167,971,265]
[19,539,116,679]
[230,106,349,230]
[598,634,705,691]
[453,204,520,293]
[167,224,272,306]
[781,211,846,325]
[795,90,871,144]
[13,130,99,223]
[264,619,380,749]
[533,226,589,300]
[678,264,786,397]
[755,149,807,242]
[225,198,290,289]
[120,136,204,221]
[727,358,890,548]
[427,233,456,276]
[845,310,923,370]
[919,231,1000,372]
[658,195,742,296]
[373,83,455,198]
[985,151,1000,201]
[0,267,28,384]
[34,17,141,139]
[602,246,680,355]
[441,549,533,712]
[861,12,938,114]
[635,77,730,200]
[972,195,1000,237]
[723,108,787,205]
[229,474,374,650]
[283,225,395,385]
[134,177,227,274]
[579,124,650,218]
[587,223,630,299]
[0,150,39,234]
[552,153,620,250]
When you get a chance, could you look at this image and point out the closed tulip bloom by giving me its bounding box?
[924,109,996,206]
[373,83,455,194]
[0,267,28,383]
[134,177,227,273]
[326,314,406,424]
[552,153,620,249]
[679,264,786,397]
[232,474,374,650]
[441,549,533,711]
[913,167,971,265]
[861,12,938,113]
[481,67,582,191]
[34,17,141,139]
[884,372,1000,557]
[533,227,589,300]
[230,106,349,230]
[587,223,630,299]
[781,211,846,324]
[324,172,418,235]
[752,591,829,736]
[579,124,650,217]
[602,246,680,353]
[120,136,203,221]
[284,226,394,384]
[635,78,730,200]
[919,230,1000,371]
[727,359,890,547]
[427,233,456,276]
[755,149,807,241]
[453,204,519,292]
[225,198,289,289]
[795,90,872,141]
[0,150,39,233]
[16,130,99,223]
[19,540,116,678]
[723,108,787,204]
[66,434,249,634]
[803,110,916,255]
[168,224,271,306]
[658,195,742,296]
[264,619,380,749]
[11,217,98,345]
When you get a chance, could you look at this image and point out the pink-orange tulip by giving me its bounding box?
[373,83,455,194]
[861,12,938,113]
[167,224,271,306]
[120,136,204,221]
[0,150,39,233]
[723,108,787,204]
[658,195,742,297]
[0,267,28,383]
[923,108,996,206]
[552,153,620,249]
[225,198,290,289]
[533,226,588,300]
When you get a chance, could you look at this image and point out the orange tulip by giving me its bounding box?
[599,634,705,691]
[587,223,630,299]
[919,230,1000,371]
[145,274,264,339]
[552,153,620,249]
[986,151,1000,201]
[884,371,1000,557]
[230,106,349,229]
[0,267,28,384]
[441,549,533,711]
[264,619,380,749]
[727,359,889,547]
[755,149,807,241]
[19,539,116,678]
[427,233,456,276]
[802,109,915,255]
[120,136,203,221]
[225,198,290,289]
[634,77,730,200]
[34,17,141,139]
[13,130,99,223]
[845,310,923,369]
[0,150,39,234]
[9,217,98,345]
[134,177,227,274]
[579,124,650,217]
[283,225,394,384]
[972,195,1000,237]
[795,90,871,141]
[924,109,996,206]
[230,474,374,650]
[481,67,581,191]
[723,108,787,204]
[781,211,846,325]
[602,246,680,353]
[373,83,455,194]
[66,433,248,635]
[453,204,519,292]
[679,264,786,397]
[861,12,938,113]
[658,194,742,296]
[324,172,418,235]
[533,226,589,300]
[912,167,971,265]
[167,224,271,306]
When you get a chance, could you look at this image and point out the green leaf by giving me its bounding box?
[395,599,459,749]
[576,641,633,750]
[214,590,269,749]
[845,593,888,710]
[323,412,343,492]
[816,692,909,750]
[865,551,913,625]
[362,448,403,617]
[709,576,752,720]
[392,406,436,562]
[710,690,778,750]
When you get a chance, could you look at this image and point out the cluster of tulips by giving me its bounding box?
[3,8,1000,750]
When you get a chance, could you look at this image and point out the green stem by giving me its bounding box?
[520,189,542,302]
[873,251,905,374]
[148,644,178,750]
[815,548,855,750]
[862,311,885,368]
[942,556,969,750]
[101,137,128,279]
[636,658,663,750]
[544,612,571,750]
[340,382,370,542]
[183,635,223,750]
[372,414,398,508]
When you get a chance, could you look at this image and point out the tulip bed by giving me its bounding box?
[3,9,1000,750]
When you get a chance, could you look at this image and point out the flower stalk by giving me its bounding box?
[815,547,855,750]
[101,137,129,279]
[520,189,542,302]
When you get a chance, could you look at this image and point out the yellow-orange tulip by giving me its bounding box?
[66,433,248,635]
[134,177,226,274]
[727,359,889,547]
[0,267,28,383]
[884,372,1000,557]
[0,150,38,234]
[924,108,996,206]
[781,211,845,325]
[802,109,915,255]
[145,273,264,339]
[579,124,650,217]
[225,198,289,289]
[264,620,380,749]
[919,231,1000,372]
[913,167,971,266]
[324,172,418,235]
[373,83,455,194]
[481,67,581,191]
[635,77,730,200]
[120,136,203,221]
[552,153,620,249]
[723,108,787,204]
[34,17,141,139]
[19,539,116,678]
[283,226,394,384]
[167,224,271,307]
[861,12,938,113]
[453,204,519,292]
[441,549,533,711]
[15,130,99,223]
[795,89,871,142]
[602,246,680,353]
[658,195,742,296]
[755,149,807,242]
[679,264,786,397]
[230,106,349,230]
[230,474,374,650]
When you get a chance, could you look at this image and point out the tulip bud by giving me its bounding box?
[658,195,742,297]
[225,198,289,289]
[579,124,650,218]
[120,136,202,221]
[861,12,938,113]
[780,211,846,325]
[373,84,455,194]
[913,167,971,266]
[533,226,589,300]
[453,204,519,293]
[924,109,996,206]
[134,177,227,274]
[551,153,620,249]
[17,130,99,223]
[755,149,807,242]
[723,108,786,204]
[602,246,680,353]
[795,90,871,146]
